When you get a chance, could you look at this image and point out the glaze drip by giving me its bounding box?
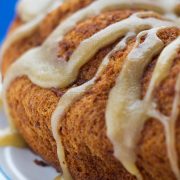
[52,39,135,180]
[2,13,176,179]
[17,0,58,22]
[106,31,180,180]
[0,0,62,63]
[1,0,180,65]
[2,13,174,90]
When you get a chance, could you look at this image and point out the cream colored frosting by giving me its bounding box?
[2,12,174,90]
[1,0,179,67]
[1,0,180,180]
[0,0,62,64]
[146,37,180,179]
[51,38,136,180]
[2,13,175,179]
[17,0,179,22]
[17,0,56,22]
[106,31,180,179]
[106,28,164,179]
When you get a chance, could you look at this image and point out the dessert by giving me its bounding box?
[0,0,180,179]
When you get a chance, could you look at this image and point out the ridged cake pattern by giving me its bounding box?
[0,0,180,179]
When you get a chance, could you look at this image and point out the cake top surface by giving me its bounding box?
[0,0,180,180]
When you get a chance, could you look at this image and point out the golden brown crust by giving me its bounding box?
[7,77,60,169]
[58,28,179,180]
[2,0,94,76]
[2,0,180,179]
[4,7,135,171]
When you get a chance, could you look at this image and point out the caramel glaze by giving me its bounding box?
[0,0,180,179]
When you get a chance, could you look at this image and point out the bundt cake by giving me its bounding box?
[0,0,180,179]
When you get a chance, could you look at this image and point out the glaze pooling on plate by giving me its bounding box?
[1,0,180,180]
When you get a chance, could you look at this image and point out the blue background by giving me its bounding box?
[0,1,17,179]
[0,0,18,43]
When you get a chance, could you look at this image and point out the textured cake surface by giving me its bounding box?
[1,0,180,179]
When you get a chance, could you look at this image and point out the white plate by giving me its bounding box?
[0,0,65,179]
[0,107,59,180]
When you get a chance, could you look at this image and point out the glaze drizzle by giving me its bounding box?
[1,0,180,180]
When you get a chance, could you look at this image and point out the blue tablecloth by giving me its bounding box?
[0,0,18,43]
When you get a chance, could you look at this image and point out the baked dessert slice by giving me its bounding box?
[1,0,180,179]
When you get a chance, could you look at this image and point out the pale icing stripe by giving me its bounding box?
[2,9,178,180]
[1,0,180,67]
[146,37,180,179]
[1,12,173,139]
[14,0,180,24]
[148,74,180,179]
[2,13,174,91]
[106,32,180,179]
[0,15,45,63]
[17,0,58,22]
[0,0,62,63]
[52,36,135,180]
[145,37,180,102]
[168,74,180,179]
[106,28,164,179]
